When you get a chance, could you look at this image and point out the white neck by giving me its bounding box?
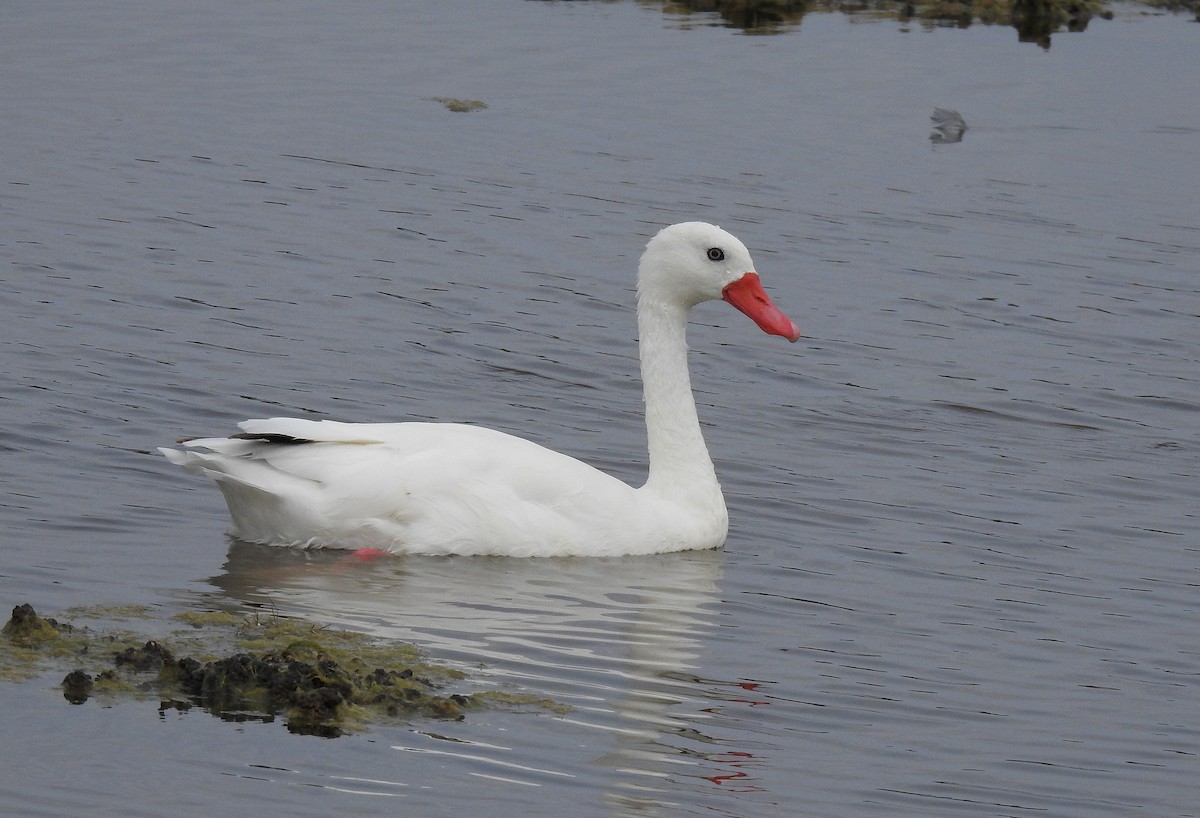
[636,293,722,503]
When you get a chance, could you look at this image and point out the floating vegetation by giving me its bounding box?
[427,97,489,113]
[930,106,968,144]
[2,603,566,738]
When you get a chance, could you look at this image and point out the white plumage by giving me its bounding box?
[161,222,799,557]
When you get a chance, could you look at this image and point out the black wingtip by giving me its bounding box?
[229,432,313,445]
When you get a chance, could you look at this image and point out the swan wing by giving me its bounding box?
[162,418,652,556]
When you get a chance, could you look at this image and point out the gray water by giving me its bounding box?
[2,1,1198,816]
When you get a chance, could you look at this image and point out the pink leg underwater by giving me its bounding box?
[349,547,392,562]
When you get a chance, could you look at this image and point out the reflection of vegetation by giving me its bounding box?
[659,0,810,31]
[3,604,565,738]
[627,0,1200,45]
[1008,0,1106,46]
[538,0,1197,33]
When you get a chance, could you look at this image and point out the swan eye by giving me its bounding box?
[706,247,725,262]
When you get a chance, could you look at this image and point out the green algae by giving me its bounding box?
[173,610,241,628]
[64,603,156,621]
[2,603,567,737]
[0,603,132,681]
[2,603,70,649]
[474,689,572,716]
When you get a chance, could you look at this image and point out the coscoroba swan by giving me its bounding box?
[161,222,799,557]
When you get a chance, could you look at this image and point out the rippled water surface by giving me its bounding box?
[3,2,1198,816]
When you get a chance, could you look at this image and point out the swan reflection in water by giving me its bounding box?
[205,540,773,811]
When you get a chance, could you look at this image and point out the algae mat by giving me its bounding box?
[2,603,565,738]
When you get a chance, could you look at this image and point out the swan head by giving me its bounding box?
[638,222,800,342]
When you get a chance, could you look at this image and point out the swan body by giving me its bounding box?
[161,222,799,557]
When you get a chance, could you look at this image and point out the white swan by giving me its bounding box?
[161,222,799,557]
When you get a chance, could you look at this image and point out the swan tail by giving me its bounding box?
[158,445,325,546]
